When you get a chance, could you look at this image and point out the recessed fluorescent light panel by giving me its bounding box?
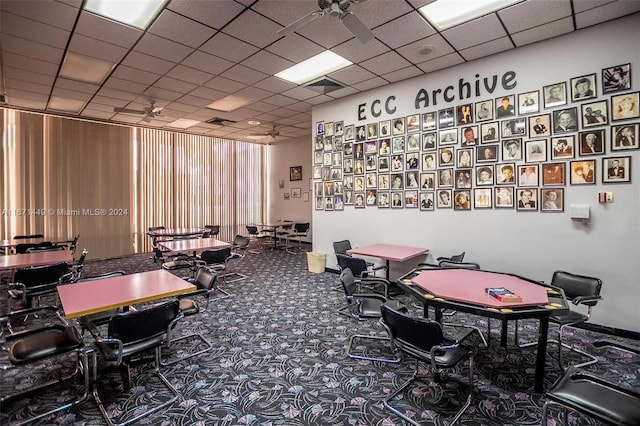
[419,0,521,31]
[167,118,200,129]
[207,95,253,112]
[60,52,115,84]
[48,97,86,113]
[84,0,167,30]
[275,51,352,85]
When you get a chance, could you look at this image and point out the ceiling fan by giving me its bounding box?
[113,100,162,123]
[277,0,374,43]
[250,125,281,140]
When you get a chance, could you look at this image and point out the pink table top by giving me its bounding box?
[57,269,196,319]
[347,243,429,262]
[256,221,294,228]
[1,236,71,248]
[411,269,550,308]
[0,250,73,270]
[160,238,231,253]
[147,227,205,237]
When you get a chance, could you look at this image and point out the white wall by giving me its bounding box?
[311,14,640,332]
[268,136,313,241]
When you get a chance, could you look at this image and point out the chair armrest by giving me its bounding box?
[572,295,602,306]
[557,367,640,398]
[360,277,390,286]
[593,339,640,355]
[1,305,60,322]
[353,292,388,302]
[370,265,388,272]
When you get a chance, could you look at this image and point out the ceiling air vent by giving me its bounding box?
[304,77,344,94]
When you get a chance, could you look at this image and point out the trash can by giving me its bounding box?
[306,251,326,273]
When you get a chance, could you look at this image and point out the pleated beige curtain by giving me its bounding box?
[1,109,265,259]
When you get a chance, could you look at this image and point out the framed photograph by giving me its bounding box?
[553,107,578,133]
[438,168,454,188]
[334,194,344,210]
[517,164,539,187]
[378,174,390,190]
[454,168,472,189]
[581,100,609,128]
[392,117,405,135]
[333,136,343,151]
[495,186,514,208]
[330,167,342,180]
[284,192,290,200]
[495,95,516,118]
[316,121,325,135]
[314,181,324,195]
[392,136,405,153]
[501,117,526,137]
[474,188,493,209]
[611,92,640,121]
[461,125,478,146]
[436,189,453,208]
[325,122,334,136]
[366,123,377,140]
[355,125,366,142]
[406,152,420,170]
[419,192,435,211]
[422,112,437,131]
[278,179,285,189]
[343,141,354,157]
[453,190,471,210]
[289,166,302,181]
[406,133,420,152]
[474,99,494,122]
[543,82,567,109]
[611,124,639,151]
[578,130,605,156]
[422,132,437,150]
[518,90,540,115]
[315,197,323,210]
[390,173,404,190]
[323,136,333,152]
[354,158,364,174]
[516,188,538,211]
[377,191,390,208]
[570,160,596,185]
[541,188,564,212]
[354,175,365,191]
[551,135,575,159]
[420,172,436,189]
[542,162,566,186]
[439,129,457,145]
[303,192,309,202]
[496,162,516,185]
[378,156,390,173]
[502,138,522,161]
[354,192,365,208]
[365,141,377,155]
[343,190,354,205]
[344,124,355,141]
[571,73,597,101]
[365,189,377,206]
[438,147,455,167]
[334,121,344,136]
[457,148,474,168]
[438,107,455,128]
[391,154,404,172]
[366,172,377,188]
[456,103,473,125]
[324,181,335,196]
[529,114,551,138]
[314,150,323,165]
[422,152,437,171]
[476,165,494,186]
[603,156,631,183]
[476,144,498,162]
[391,191,403,208]
[405,190,418,208]
[602,63,631,94]
[324,196,334,211]
[406,114,420,133]
[291,188,301,198]
[480,122,499,143]
[379,120,391,137]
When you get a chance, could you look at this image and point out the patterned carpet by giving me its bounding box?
[1,241,639,425]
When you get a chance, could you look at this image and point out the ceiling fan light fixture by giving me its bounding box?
[275,51,352,85]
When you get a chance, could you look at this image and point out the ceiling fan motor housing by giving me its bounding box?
[319,0,351,16]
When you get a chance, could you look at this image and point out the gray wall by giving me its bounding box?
[311,14,640,332]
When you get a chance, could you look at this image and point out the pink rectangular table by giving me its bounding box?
[160,238,231,256]
[347,243,429,280]
[57,269,195,319]
[0,250,73,271]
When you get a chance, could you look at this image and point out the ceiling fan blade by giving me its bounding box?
[340,11,374,43]
[277,10,324,36]
[142,115,153,123]
[114,107,145,115]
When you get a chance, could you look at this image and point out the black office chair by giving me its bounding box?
[285,222,310,254]
[541,339,640,426]
[339,268,406,363]
[148,226,169,262]
[336,253,389,298]
[161,267,222,365]
[197,247,234,284]
[437,259,480,269]
[85,299,183,426]
[0,322,93,424]
[25,244,65,253]
[61,234,80,255]
[8,262,73,309]
[15,241,53,254]
[204,225,220,237]
[75,271,126,333]
[437,251,466,263]
[246,225,264,253]
[516,270,602,370]
[333,239,375,269]
[381,304,477,426]
[153,247,193,274]
[13,234,44,240]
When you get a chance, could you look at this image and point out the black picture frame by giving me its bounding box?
[543,82,567,109]
[578,130,605,156]
[602,63,631,94]
[518,90,540,115]
[611,91,640,121]
[289,166,302,181]
[602,156,631,183]
[570,73,597,102]
[581,100,609,128]
[570,160,596,185]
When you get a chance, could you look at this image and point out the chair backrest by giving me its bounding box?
[333,240,352,255]
[153,247,166,263]
[551,270,602,304]
[294,223,310,233]
[340,268,358,298]
[14,262,70,287]
[25,244,66,253]
[200,247,232,265]
[438,260,480,270]
[205,225,220,236]
[381,304,444,353]
[15,241,53,254]
[193,267,218,291]
[78,271,125,281]
[449,252,466,262]
[233,234,250,249]
[336,253,368,276]
[246,225,259,236]
[148,226,166,232]
[68,234,80,253]
[13,234,44,240]
[108,299,180,345]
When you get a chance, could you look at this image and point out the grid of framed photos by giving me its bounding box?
[313,63,637,212]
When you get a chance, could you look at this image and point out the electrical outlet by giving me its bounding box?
[606,192,613,202]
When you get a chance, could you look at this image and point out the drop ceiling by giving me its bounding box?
[1,0,639,144]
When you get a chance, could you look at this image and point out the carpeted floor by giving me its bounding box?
[1,241,638,425]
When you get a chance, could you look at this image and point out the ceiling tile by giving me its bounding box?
[1,0,78,28]
[575,1,640,28]
[353,0,415,29]
[499,0,572,33]
[295,15,354,49]
[326,86,359,98]
[175,94,215,108]
[154,76,198,94]
[573,0,617,14]
[67,33,129,63]
[511,17,574,47]
[75,11,141,48]
[241,50,294,75]
[359,51,412,75]
[54,77,100,95]
[181,50,235,75]
[167,0,246,30]
[222,9,282,48]
[382,66,424,83]
[234,86,273,101]
[134,32,194,63]
[165,65,214,85]
[6,96,48,109]
[331,38,391,64]
[458,37,513,61]
[110,65,161,85]
[352,76,390,91]
[96,87,138,102]
[373,12,435,49]
[1,34,65,64]
[279,87,319,101]
[50,87,92,101]
[2,66,55,86]
[264,34,325,63]
[144,86,184,102]
[200,32,260,63]
[253,76,297,94]
[1,11,70,49]
[328,65,376,86]
[4,77,51,95]
[441,14,508,50]
[263,93,301,107]
[81,109,118,120]
[395,33,455,64]
[203,76,247,93]
[121,51,176,75]
[2,51,59,76]
[220,64,269,85]
[149,10,217,48]
[417,52,465,74]
[103,77,149,94]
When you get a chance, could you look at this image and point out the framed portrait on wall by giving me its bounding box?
[315,197,323,210]
[453,190,471,210]
[391,191,403,208]
[334,121,344,136]
[602,156,631,183]
[541,188,564,212]
[474,99,494,122]
[377,192,390,208]
[570,73,597,101]
[581,100,609,128]
[570,160,596,185]
[518,90,540,115]
[541,162,566,186]
[422,112,437,131]
[528,114,551,137]
[405,190,418,208]
[456,103,473,125]
[344,124,355,141]
[502,138,522,161]
[474,188,492,209]
[552,107,578,134]
[517,164,538,187]
[611,92,640,121]
[578,130,605,156]
[438,107,455,128]
[476,165,494,186]
[379,120,391,137]
[392,117,405,135]
[611,124,639,151]
[543,82,567,109]
[290,166,302,181]
[501,117,526,137]
[494,186,514,208]
[291,188,301,198]
[406,114,420,133]
[419,192,435,211]
[436,189,452,208]
[550,135,575,160]
[480,121,499,144]
[439,129,457,145]
[495,95,516,118]
[602,63,631,94]
[516,188,538,211]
